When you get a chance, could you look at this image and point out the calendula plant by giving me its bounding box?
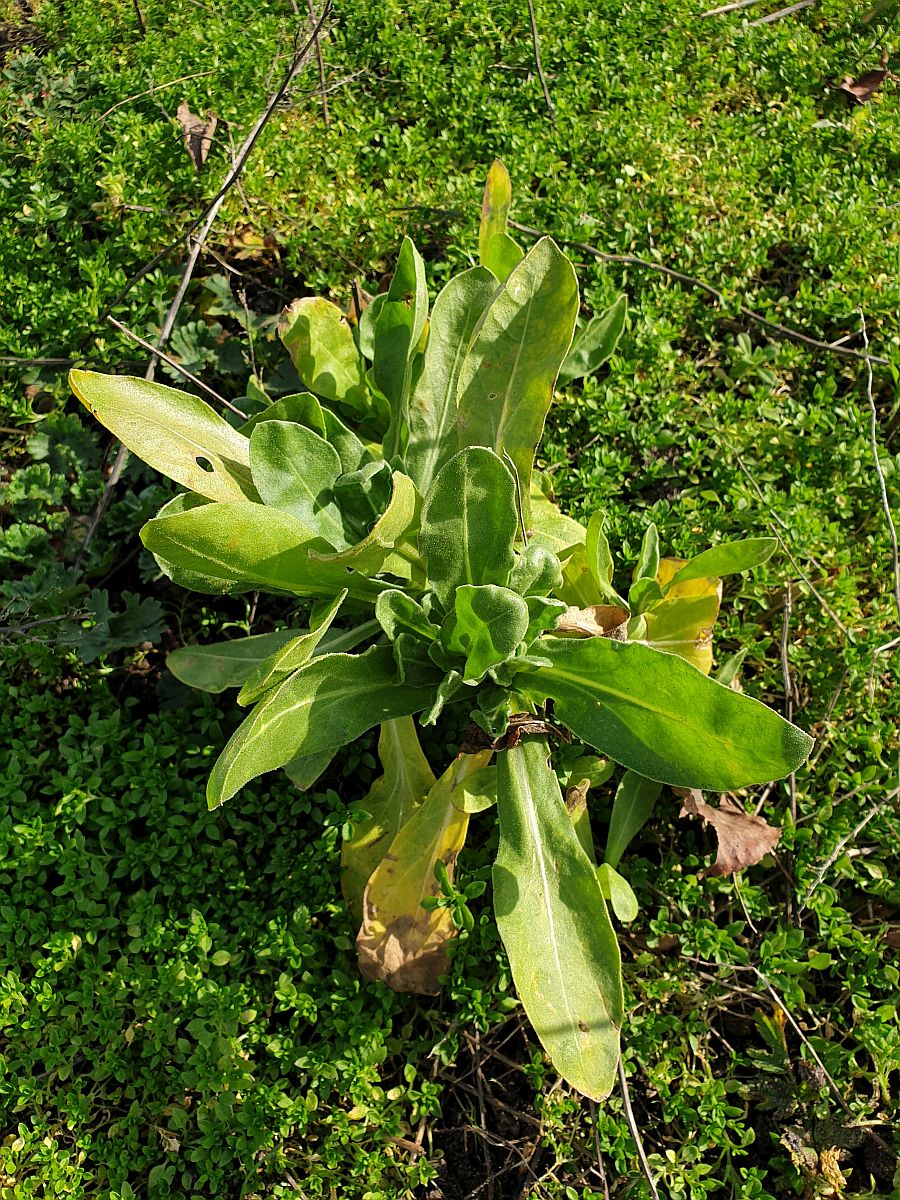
[70,162,812,1100]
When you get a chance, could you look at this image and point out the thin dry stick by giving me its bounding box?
[860,314,900,628]
[77,8,330,565]
[700,0,769,15]
[98,70,216,122]
[616,1059,661,1200]
[105,317,243,416]
[748,0,815,24]
[509,220,888,366]
[798,782,900,912]
[131,0,147,36]
[780,584,798,822]
[96,5,331,331]
[305,0,330,127]
[588,1100,611,1200]
[525,0,556,125]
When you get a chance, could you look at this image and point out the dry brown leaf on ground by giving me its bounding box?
[555,604,629,639]
[177,102,217,170]
[837,54,892,104]
[674,788,780,877]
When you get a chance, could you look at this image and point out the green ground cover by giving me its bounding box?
[1,0,899,1196]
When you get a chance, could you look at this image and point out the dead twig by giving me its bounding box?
[780,584,798,822]
[76,6,331,566]
[699,0,769,15]
[509,220,888,366]
[105,317,243,416]
[748,0,815,24]
[305,0,330,127]
[860,313,900,631]
[525,0,556,125]
[131,0,146,36]
[617,1058,661,1200]
[798,782,900,912]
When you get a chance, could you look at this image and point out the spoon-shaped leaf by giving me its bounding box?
[494,737,623,1099]
[249,420,348,549]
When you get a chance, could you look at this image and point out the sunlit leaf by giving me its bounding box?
[478,159,524,283]
[558,295,627,385]
[279,297,369,413]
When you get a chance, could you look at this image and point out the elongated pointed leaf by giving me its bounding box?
[237,591,346,705]
[520,637,813,791]
[249,421,348,549]
[558,295,627,385]
[375,238,428,457]
[167,629,304,693]
[479,160,524,283]
[70,370,256,501]
[310,471,422,581]
[669,538,777,587]
[419,448,518,609]
[635,523,660,583]
[596,863,639,923]
[604,770,662,869]
[405,267,497,494]
[283,750,334,791]
[356,750,491,994]
[528,475,587,557]
[456,239,578,521]
[341,716,437,918]
[279,297,369,412]
[141,501,384,601]
[208,645,438,807]
[494,738,623,1099]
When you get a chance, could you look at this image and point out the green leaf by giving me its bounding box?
[456,238,579,523]
[441,584,530,683]
[528,474,587,558]
[596,863,639,923]
[405,266,497,495]
[628,576,664,615]
[279,297,369,413]
[635,523,660,583]
[141,501,384,601]
[357,293,387,361]
[375,237,429,458]
[558,544,603,607]
[283,750,334,791]
[525,595,568,642]
[478,160,524,283]
[558,295,627,385]
[70,370,256,502]
[520,643,816,792]
[451,764,497,813]
[341,716,437,918]
[237,591,346,705]
[494,738,623,1100]
[604,770,662,869]
[310,471,422,579]
[669,538,777,587]
[239,391,326,437]
[167,629,302,692]
[249,421,348,549]
[208,645,437,807]
[376,590,438,643]
[520,637,814,791]
[585,512,626,605]
[419,447,518,609]
[509,544,563,597]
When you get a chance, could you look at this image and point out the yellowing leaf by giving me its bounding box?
[356,751,491,994]
[341,717,436,919]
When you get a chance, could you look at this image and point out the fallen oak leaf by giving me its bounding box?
[177,101,217,170]
[674,787,780,877]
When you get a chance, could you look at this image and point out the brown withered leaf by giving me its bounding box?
[675,788,780,877]
[177,101,217,170]
[837,54,892,104]
[459,713,572,754]
[555,604,629,640]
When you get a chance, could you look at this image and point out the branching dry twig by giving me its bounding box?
[76,6,331,566]
[700,0,769,15]
[305,0,330,127]
[780,584,798,821]
[509,220,889,366]
[860,313,900,632]
[748,0,815,24]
